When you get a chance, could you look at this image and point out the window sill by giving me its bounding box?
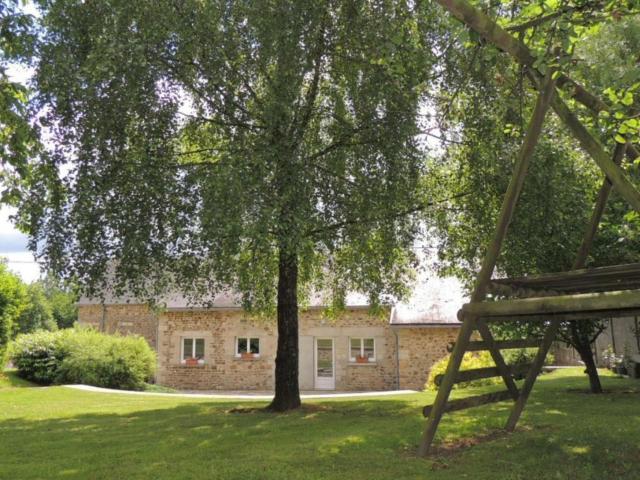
[234,355,262,361]
[178,363,206,368]
[348,362,378,366]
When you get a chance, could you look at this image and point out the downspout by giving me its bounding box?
[390,307,400,391]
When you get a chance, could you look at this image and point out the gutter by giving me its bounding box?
[389,322,462,329]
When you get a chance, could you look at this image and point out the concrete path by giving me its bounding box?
[65,384,419,400]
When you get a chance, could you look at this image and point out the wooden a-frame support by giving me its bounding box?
[418,0,640,456]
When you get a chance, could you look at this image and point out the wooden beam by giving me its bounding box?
[489,262,640,296]
[433,0,640,163]
[434,363,532,387]
[418,317,476,456]
[448,338,541,353]
[474,319,520,398]
[573,143,627,268]
[544,91,640,212]
[423,390,513,417]
[418,70,556,457]
[481,307,640,323]
[463,289,640,318]
[470,70,558,303]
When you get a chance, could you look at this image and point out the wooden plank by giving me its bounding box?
[423,390,513,417]
[447,338,541,353]
[505,320,561,431]
[462,289,640,318]
[489,262,640,295]
[574,143,627,269]
[434,363,532,387]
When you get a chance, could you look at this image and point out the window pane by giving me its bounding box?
[363,338,375,359]
[237,337,247,354]
[249,338,260,354]
[317,339,333,377]
[350,338,361,359]
[183,338,193,359]
[195,339,205,359]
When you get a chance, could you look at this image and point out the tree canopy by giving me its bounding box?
[20,0,449,409]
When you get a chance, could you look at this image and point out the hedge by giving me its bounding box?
[9,328,156,390]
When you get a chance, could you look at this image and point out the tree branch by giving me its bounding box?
[304,191,471,237]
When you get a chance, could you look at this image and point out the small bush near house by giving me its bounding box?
[425,351,499,390]
[502,347,555,369]
[9,328,155,390]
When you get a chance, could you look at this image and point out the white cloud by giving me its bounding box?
[0,207,40,283]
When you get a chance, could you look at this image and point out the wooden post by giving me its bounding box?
[418,70,557,456]
[417,313,475,456]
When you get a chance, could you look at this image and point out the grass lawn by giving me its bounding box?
[1,368,639,480]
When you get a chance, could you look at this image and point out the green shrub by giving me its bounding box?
[426,351,500,391]
[425,347,556,391]
[502,348,555,369]
[9,330,65,384]
[9,328,155,390]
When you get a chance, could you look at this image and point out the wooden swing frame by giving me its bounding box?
[419,0,640,456]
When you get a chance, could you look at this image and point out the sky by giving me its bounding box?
[0,207,40,283]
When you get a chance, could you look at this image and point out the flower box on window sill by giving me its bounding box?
[240,352,258,360]
[356,355,369,364]
[184,357,202,366]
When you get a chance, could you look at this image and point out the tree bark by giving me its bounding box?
[267,248,302,411]
[570,322,603,394]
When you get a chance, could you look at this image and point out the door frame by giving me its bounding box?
[314,337,335,390]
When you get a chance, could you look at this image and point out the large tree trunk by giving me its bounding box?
[570,322,603,394]
[267,249,301,411]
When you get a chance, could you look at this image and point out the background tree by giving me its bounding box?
[39,274,78,329]
[14,282,57,335]
[0,262,28,359]
[21,0,444,410]
[425,3,640,393]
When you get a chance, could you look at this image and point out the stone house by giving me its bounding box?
[77,278,463,391]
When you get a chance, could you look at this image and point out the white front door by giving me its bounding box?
[314,338,335,390]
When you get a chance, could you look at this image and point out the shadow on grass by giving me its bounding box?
[0,369,35,388]
[0,371,639,479]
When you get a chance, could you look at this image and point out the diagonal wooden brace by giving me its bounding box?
[434,0,640,163]
[418,71,557,457]
[505,318,561,431]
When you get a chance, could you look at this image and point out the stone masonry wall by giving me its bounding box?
[78,303,459,391]
[77,304,158,349]
[396,327,459,390]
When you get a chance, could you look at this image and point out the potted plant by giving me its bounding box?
[241,352,256,360]
[185,357,199,366]
[356,355,369,364]
[613,354,627,375]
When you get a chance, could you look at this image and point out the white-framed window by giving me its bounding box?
[236,337,260,357]
[181,337,205,364]
[349,337,375,362]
